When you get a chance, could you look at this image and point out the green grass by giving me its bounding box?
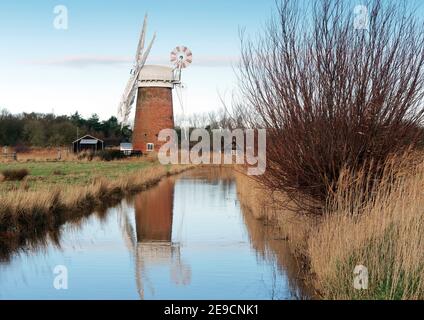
[0,160,156,193]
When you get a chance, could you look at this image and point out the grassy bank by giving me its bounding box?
[235,156,424,300]
[0,160,157,194]
[0,161,193,248]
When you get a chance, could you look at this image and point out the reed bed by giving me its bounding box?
[308,156,424,299]
[1,147,78,163]
[0,165,193,241]
[235,153,424,300]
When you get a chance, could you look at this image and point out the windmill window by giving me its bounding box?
[147,143,154,152]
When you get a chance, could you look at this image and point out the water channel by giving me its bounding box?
[0,168,310,299]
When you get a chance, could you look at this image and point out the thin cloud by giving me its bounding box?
[24,55,238,68]
[149,55,238,67]
[25,56,132,68]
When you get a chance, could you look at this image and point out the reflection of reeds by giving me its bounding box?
[0,165,193,261]
[240,202,315,299]
[235,170,317,298]
[181,165,235,182]
[234,170,316,257]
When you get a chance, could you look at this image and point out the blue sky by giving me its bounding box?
[3,1,424,122]
[0,0,275,121]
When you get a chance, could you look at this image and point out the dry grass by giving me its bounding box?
[0,165,193,239]
[1,147,77,163]
[235,153,424,300]
[308,155,424,299]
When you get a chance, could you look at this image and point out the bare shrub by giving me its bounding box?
[14,144,31,154]
[97,149,125,162]
[1,169,29,181]
[238,0,424,214]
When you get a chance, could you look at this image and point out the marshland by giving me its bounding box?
[0,167,313,299]
[2,0,424,300]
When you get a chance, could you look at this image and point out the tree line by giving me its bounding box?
[0,109,132,149]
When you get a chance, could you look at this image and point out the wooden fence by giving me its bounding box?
[1,153,17,161]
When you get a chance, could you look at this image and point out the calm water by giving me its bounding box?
[0,168,310,300]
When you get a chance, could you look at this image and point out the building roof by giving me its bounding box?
[138,65,174,88]
[120,143,133,150]
[80,139,98,145]
[72,134,104,144]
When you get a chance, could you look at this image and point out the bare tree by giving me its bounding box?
[238,0,424,214]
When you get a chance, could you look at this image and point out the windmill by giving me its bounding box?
[118,14,193,154]
[171,46,193,85]
[118,14,156,125]
[170,46,192,146]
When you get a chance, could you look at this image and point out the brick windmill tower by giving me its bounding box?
[118,16,192,153]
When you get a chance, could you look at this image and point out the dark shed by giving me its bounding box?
[72,135,104,153]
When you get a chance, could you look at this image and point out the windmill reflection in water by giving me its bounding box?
[118,178,191,299]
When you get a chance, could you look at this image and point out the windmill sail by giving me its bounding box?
[135,14,148,62]
[138,33,156,69]
[118,14,155,125]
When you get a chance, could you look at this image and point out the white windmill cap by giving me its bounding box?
[138,65,174,88]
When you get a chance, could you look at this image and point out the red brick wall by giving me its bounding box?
[134,178,174,242]
[132,87,174,153]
